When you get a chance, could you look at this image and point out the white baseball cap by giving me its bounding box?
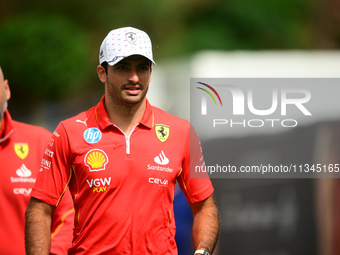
[99,27,155,66]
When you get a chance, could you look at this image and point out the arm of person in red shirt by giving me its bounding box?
[25,197,57,255]
[180,123,219,253]
[50,188,74,255]
[189,194,219,254]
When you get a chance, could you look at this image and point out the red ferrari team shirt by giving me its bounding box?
[32,96,214,255]
[0,110,74,255]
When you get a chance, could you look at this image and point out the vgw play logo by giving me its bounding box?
[195,81,312,128]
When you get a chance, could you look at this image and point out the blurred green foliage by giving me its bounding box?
[0,13,90,102]
[184,0,314,51]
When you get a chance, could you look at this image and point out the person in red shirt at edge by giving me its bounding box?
[25,27,219,255]
[0,66,74,254]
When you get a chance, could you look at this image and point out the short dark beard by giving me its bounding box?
[0,100,7,119]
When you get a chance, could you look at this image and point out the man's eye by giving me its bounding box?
[140,66,149,70]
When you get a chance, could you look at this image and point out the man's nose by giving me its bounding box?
[128,68,139,84]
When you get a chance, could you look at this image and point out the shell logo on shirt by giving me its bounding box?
[84,149,109,172]
[155,124,169,142]
[14,143,29,160]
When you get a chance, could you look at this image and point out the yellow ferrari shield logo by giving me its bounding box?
[155,125,169,143]
[14,143,29,160]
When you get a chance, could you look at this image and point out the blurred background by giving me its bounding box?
[0,0,340,254]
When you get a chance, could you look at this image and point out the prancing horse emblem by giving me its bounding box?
[155,125,169,143]
[14,143,29,160]
[126,32,137,44]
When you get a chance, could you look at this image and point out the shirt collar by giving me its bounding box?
[0,109,14,143]
[95,95,154,130]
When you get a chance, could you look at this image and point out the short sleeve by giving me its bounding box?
[31,122,73,206]
[177,123,214,204]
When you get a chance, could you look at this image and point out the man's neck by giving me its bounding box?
[104,98,146,136]
[0,116,5,138]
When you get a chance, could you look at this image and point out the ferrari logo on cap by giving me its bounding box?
[155,125,169,143]
[99,50,104,59]
[126,32,137,44]
[14,143,29,160]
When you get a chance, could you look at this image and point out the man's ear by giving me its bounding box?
[4,79,11,101]
[97,65,107,83]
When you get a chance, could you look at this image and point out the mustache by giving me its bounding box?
[122,83,144,89]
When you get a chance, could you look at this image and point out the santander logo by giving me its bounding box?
[154,150,169,165]
[16,164,32,177]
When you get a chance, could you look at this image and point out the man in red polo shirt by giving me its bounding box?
[25,27,219,255]
[0,67,74,254]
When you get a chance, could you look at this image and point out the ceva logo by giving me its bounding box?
[149,178,168,186]
[196,82,223,115]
